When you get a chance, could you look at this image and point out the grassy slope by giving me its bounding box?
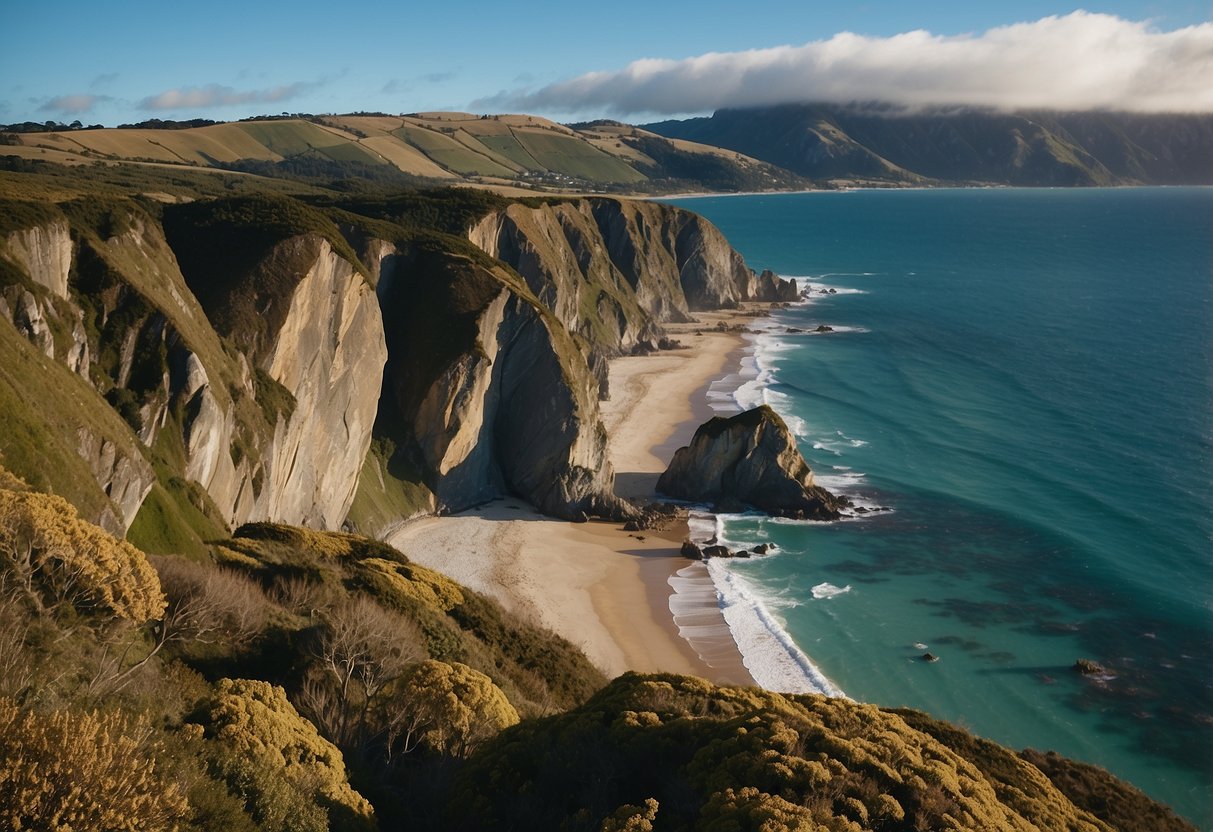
[0,320,143,522]
[9,113,807,192]
[393,125,517,177]
[215,523,606,716]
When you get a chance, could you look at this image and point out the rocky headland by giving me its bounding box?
[0,177,1198,831]
[0,191,799,542]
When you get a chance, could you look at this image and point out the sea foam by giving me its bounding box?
[706,558,848,697]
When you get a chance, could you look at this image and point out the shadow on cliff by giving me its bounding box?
[612,471,662,501]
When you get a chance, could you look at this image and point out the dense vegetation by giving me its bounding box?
[0,464,605,830]
[0,462,1193,830]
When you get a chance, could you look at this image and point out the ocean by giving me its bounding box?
[664,187,1213,827]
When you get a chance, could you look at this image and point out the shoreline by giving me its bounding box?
[387,309,758,685]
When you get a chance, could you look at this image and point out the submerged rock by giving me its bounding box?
[1074,658,1109,676]
[657,405,848,520]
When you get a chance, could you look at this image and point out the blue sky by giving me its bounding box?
[3,2,1210,125]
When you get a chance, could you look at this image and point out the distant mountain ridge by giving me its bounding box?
[645,104,1213,186]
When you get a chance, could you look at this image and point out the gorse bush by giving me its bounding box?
[191,678,375,832]
[0,697,189,831]
[392,660,519,759]
[0,487,165,625]
[447,673,1137,832]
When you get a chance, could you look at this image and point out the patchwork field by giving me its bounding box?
[5,112,809,193]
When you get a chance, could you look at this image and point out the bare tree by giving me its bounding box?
[297,595,423,751]
[84,557,270,698]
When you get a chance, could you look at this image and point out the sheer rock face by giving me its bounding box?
[469,198,797,354]
[375,243,628,521]
[4,221,72,298]
[252,238,387,528]
[1,194,779,534]
[184,234,387,528]
[657,405,845,520]
[0,213,388,533]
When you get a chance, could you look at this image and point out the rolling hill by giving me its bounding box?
[2,113,808,195]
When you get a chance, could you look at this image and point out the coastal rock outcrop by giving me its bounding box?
[657,405,847,520]
[753,268,800,302]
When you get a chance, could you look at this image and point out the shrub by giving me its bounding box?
[0,697,188,831]
[0,489,165,624]
[150,555,269,647]
[297,595,423,749]
[191,678,375,832]
[391,659,518,759]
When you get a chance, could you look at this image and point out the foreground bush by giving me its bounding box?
[0,487,164,624]
[190,678,375,832]
[392,659,519,759]
[0,697,188,831]
[446,673,1187,832]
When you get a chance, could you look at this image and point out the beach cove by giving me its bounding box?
[392,186,1212,827]
[387,309,756,686]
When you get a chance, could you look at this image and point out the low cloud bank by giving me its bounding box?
[474,12,1213,115]
[139,82,319,111]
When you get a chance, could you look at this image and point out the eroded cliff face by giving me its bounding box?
[374,242,624,520]
[5,221,72,298]
[1,191,772,540]
[469,199,791,355]
[171,231,387,529]
[0,207,387,538]
[253,238,387,528]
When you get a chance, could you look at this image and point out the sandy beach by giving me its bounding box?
[387,310,758,685]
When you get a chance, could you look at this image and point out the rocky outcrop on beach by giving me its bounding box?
[753,268,800,302]
[657,405,847,520]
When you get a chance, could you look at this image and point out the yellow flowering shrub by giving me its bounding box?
[192,678,374,831]
[356,556,465,612]
[699,787,821,832]
[396,660,519,758]
[600,798,659,832]
[0,697,188,832]
[450,673,1127,831]
[0,489,165,624]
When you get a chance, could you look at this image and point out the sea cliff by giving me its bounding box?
[0,191,794,541]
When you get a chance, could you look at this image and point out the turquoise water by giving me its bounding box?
[666,188,1213,826]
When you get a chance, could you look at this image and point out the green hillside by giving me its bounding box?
[5,113,809,194]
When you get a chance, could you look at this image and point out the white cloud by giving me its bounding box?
[39,94,110,115]
[138,82,319,111]
[473,12,1213,115]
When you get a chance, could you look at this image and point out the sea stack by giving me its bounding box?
[656,405,847,520]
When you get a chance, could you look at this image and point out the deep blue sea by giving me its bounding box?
[665,188,1213,827]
